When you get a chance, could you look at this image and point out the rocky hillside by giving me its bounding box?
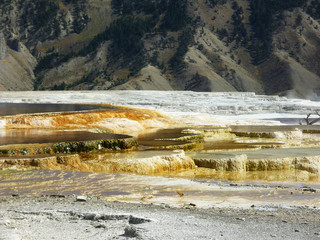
[0,0,319,99]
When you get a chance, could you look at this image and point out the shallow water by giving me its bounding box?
[138,128,191,147]
[191,147,320,159]
[230,124,320,132]
[202,140,283,151]
[0,103,114,116]
[0,169,319,208]
[0,129,130,145]
[264,117,320,125]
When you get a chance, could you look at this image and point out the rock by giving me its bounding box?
[160,204,170,209]
[124,225,140,238]
[76,196,87,202]
[129,215,151,224]
[83,213,96,220]
[50,194,65,198]
[302,187,316,193]
[92,223,106,229]
[236,217,245,221]
[0,32,8,60]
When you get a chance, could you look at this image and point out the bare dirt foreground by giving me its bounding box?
[0,195,319,240]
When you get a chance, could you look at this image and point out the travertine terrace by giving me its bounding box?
[1,91,320,209]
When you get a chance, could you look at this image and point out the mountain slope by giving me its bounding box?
[0,0,319,99]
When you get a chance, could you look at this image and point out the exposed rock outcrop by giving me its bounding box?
[0,32,36,90]
[0,32,8,60]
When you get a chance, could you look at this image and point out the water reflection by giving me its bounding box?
[0,103,114,116]
[0,129,130,145]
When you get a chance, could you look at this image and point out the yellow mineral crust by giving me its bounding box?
[0,154,89,171]
[193,153,320,174]
[85,150,195,175]
[0,150,195,175]
[0,106,172,136]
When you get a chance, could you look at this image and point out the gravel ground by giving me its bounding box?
[0,195,320,240]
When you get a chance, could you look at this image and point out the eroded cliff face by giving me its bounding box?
[0,32,35,90]
[0,0,319,97]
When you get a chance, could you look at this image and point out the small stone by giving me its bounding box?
[295,229,300,232]
[189,203,196,207]
[314,232,320,235]
[302,187,316,193]
[50,194,65,198]
[236,217,245,221]
[124,225,140,237]
[93,223,106,229]
[76,196,87,202]
[251,205,255,208]
[271,234,277,238]
[282,220,287,223]
[83,213,96,220]
[129,215,151,224]
[160,204,170,209]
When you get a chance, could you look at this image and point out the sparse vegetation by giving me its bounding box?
[72,2,89,34]
[169,28,194,70]
[150,51,159,66]
[34,52,74,75]
[295,15,303,26]
[161,0,189,31]
[0,0,319,94]
[52,82,66,90]
[230,2,248,46]
[216,28,228,40]
[306,0,320,19]
[249,0,307,64]
[208,0,227,8]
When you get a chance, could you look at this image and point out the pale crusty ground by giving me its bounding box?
[0,195,320,240]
